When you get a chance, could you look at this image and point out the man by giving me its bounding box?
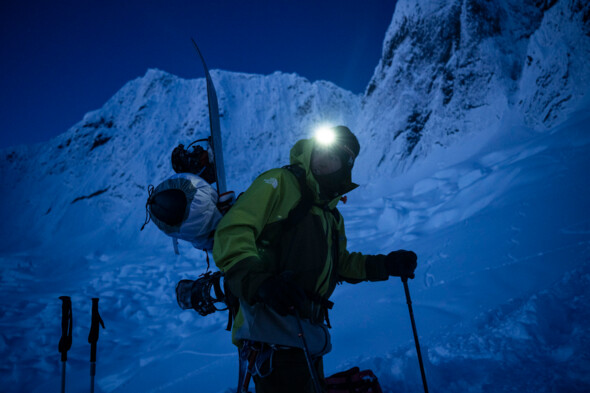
[213,126,417,392]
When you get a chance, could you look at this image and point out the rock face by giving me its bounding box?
[356,0,589,176]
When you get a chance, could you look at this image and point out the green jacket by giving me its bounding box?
[212,138,389,342]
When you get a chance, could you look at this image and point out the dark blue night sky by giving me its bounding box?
[0,0,396,149]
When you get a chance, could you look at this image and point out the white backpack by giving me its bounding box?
[143,173,226,252]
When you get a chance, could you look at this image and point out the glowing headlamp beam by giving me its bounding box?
[314,126,336,146]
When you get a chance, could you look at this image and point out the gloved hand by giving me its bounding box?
[385,250,418,279]
[256,273,306,316]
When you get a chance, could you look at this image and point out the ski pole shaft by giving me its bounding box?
[402,277,429,393]
[59,296,72,393]
[61,362,66,393]
[294,310,323,393]
[88,298,105,393]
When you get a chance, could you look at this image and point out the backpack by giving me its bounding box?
[143,163,315,327]
[326,367,384,393]
[141,137,237,253]
[142,163,311,252]
[142,172,224,252]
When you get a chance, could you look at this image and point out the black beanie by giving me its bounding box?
[332,126,360,158]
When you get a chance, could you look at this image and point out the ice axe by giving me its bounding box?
[401,276,429,393]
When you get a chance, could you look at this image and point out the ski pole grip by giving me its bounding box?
[58,296,73,362]
[88,298,105,363]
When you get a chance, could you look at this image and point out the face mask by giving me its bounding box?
[313,166,350,199]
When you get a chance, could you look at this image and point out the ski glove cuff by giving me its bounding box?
[256,272,306,316]
[365,255,390,281]
[385,250,418,279]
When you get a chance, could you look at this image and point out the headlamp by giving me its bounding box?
[314,126,336,147]
[313,125,356,169]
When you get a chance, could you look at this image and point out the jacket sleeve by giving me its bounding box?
[336,215,390,282]
[212,169,298,303]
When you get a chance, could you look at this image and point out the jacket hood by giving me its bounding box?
[289,139,358,207]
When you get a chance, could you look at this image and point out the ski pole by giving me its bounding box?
[293,310,323,393]
[401,277,429,393]
[88,298,105,393]
[58,296,73,393]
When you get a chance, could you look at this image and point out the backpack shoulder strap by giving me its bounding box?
[329,207,341,224]
[282,165,314,230]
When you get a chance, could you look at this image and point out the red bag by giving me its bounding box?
[326,367,384,393]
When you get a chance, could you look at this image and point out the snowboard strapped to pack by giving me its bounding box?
[141,38,231,253]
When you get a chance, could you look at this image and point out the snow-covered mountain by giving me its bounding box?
[356,0,590,177]
[1,0,589,392]
[0,70,360,252]
[1,0,587,252]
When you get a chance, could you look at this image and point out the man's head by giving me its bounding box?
[310,125,360,198]
[311,126,360,176]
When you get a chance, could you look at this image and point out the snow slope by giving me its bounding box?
[1,100,588,393]
[336,105,590,393]
[1,0,589,392]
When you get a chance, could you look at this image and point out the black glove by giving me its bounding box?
[256,273,306,316]
[385,250,417,279]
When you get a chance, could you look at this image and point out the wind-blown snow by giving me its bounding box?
[1,0,589,392]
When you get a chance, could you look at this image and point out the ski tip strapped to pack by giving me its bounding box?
[141,40,231,251]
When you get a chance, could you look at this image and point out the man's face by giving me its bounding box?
[310,147,342,176]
